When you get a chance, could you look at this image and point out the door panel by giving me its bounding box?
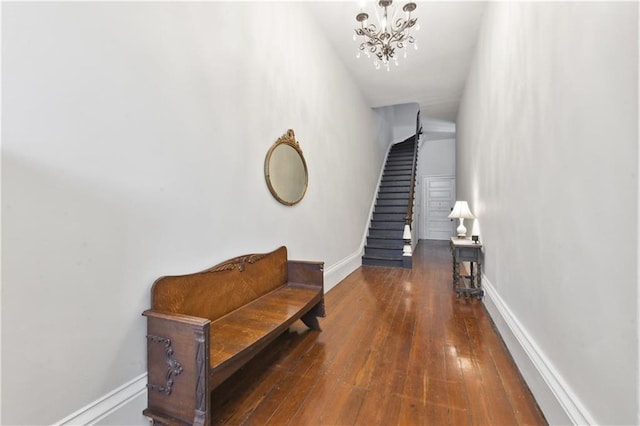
[423,176,455,240]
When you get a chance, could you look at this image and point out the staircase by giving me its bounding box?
[362,135,418,268]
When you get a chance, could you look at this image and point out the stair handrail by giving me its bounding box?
[404,111,421,229]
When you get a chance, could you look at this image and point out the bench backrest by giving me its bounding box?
[151,246,288,321]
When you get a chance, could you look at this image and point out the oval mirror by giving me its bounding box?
[264,129,308,206]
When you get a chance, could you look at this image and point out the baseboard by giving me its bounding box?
[53,373,148,426]
[482,276,596,425]
[324,247,362,293]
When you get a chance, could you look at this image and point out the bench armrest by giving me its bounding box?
[287,260,324,288]
[288,260,325,323]
[142,310,211,426]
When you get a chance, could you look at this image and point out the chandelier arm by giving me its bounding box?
[390,19,411,34]
[359,28,388,48]
[387,17,417,44]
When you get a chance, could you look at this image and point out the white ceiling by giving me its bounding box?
[304,1,487,123]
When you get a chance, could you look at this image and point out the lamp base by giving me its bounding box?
[455,220,467,238]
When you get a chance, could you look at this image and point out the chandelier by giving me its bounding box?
[354,0,419,71]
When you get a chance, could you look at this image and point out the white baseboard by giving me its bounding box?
[324,247,362,293]
[482,276,596,425]
[53,373,148,426]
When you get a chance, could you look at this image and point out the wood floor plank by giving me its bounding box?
[207,240,547,425]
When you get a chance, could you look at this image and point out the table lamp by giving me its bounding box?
[448,201,475,238]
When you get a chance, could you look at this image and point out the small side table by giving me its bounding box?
[450,237,484,300]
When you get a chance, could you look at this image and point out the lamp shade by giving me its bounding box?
[448,201,475,219]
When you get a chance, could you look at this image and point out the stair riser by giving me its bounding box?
[378,193,410,199]
[385,163,412,169]
[377,199,409,207]
[373,213,406,221]
[384,170,412,176]
[374,206,406,214]
[387,154,413,161]
[382,175,412,182]
[370,222,404,230]
[378,192,409,198]
[381,182,410,189]
[366,239,404,249]
[384,169,412,175]
[368,229,403,239]
[382,175,411,181]
[365,247,403,258]
[379,185,409,196]
[380,181,410,188]
[386,160,413,165]
[362,257,404,268]
[386,158,413,163]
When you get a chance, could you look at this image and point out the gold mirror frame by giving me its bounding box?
[264,129,308,206]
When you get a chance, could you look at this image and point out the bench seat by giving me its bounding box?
[209,283,322,387]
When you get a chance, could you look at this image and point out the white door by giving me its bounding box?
[423,176,456,240]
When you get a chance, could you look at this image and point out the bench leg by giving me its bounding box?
[301,300,325,331]
[301,312,321,331]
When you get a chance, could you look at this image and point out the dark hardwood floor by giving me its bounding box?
[210,240,547,425]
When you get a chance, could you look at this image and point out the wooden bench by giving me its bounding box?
[142,246,325,425]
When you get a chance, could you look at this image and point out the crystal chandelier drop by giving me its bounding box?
[354,0,419,71]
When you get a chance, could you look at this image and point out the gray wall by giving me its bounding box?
[1,3,388,424]
[456,2,638,424]
[420,138,455,177]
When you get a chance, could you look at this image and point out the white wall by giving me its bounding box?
[419,138,455,177]
[375,102,420,143]
[1,2,388,424]
[456,2,638,424]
